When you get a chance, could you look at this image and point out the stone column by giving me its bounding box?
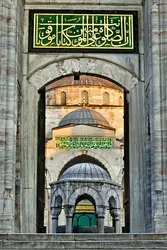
[97,216,104,233]
[110,209,120,233]
[66,216,73,233]
[96,206,106,233]
[150,1,165,233]
[129,82,146,233]
[51,207,61,233]
[114,215,120,233]
[52,215,58,233]
[64,205,74,233]
[0,0,22,233]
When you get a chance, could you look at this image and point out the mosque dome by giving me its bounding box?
[58,108,110,128]
[46,75,123,91]
[59,162,111,182]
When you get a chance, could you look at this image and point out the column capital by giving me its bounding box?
[64,205,75,217]
[110,208,120,218]
[96,205,107,218]
[51,207,61,217]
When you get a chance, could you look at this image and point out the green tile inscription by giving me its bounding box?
[33,13,134,49]
[55,137,112,149]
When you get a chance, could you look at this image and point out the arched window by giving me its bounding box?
[119,96,123,106]
[81,90,88,105]
[61,91,66,105]
[103,92,110,105]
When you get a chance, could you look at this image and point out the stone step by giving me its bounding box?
[1,234,167,250]
[2,233,167,241]
[1,240,167,248]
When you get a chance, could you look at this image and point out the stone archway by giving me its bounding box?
[57,152,116,181]
[28,57,138,91]
[21,57,145,233]
[68,186,103,207]
[51,187,66,207]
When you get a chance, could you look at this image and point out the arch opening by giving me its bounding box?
[73,194,97,233]
[58,155,111,181]
[38,71,129,233]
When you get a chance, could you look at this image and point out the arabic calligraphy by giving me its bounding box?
[55,137,112,149]
[33,13,134,49]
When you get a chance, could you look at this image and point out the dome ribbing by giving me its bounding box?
[59,162,111,182]
[58,108,110,128]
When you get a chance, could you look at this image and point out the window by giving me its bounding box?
[61,91,66,105]
[103,92,110,105]
[81,90,88,105]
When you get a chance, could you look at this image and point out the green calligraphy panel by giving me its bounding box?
[55,137,112,149]
[30,11,138,51]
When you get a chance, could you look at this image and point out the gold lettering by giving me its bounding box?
[33,13,134,49]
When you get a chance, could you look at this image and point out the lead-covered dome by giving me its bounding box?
[59,163,111,182]
[58,108,110,128]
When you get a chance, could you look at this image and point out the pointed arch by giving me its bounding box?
[68,186,103,207]
[105,188,121,208]
[51,187,66,207]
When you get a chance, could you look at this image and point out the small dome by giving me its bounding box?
[58,108,110,128]
[59,163,111,182]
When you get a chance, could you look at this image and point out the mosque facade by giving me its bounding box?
[44,77,124,233]
[1,0,167,235]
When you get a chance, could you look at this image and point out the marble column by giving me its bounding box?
[51,207,61,233]
[150,1,165,233]
[158,0,167,233]
[97,216,104,233]
[66,216,73,233]
[129,82,146,233]
[64,205,74,233]
[115,215,120,233]
[0,0,20,233]
[52,215,58,233]
[20,80,39,233]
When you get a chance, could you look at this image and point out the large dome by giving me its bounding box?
[59,163,111,182]
[58,108,110,128]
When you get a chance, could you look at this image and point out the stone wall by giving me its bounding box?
[0,0,24,233]
[22,0,143,233]
[3,0,167,234]
[143,0,167,233]
[45,84,124,138]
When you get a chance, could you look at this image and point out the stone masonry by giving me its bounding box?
[0,0,167,234]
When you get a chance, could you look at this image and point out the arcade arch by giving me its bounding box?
[22,56,145,234]
[57,154,112,181]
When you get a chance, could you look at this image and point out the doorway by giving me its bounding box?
[37,73,129,233]
[24,57,143,233]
